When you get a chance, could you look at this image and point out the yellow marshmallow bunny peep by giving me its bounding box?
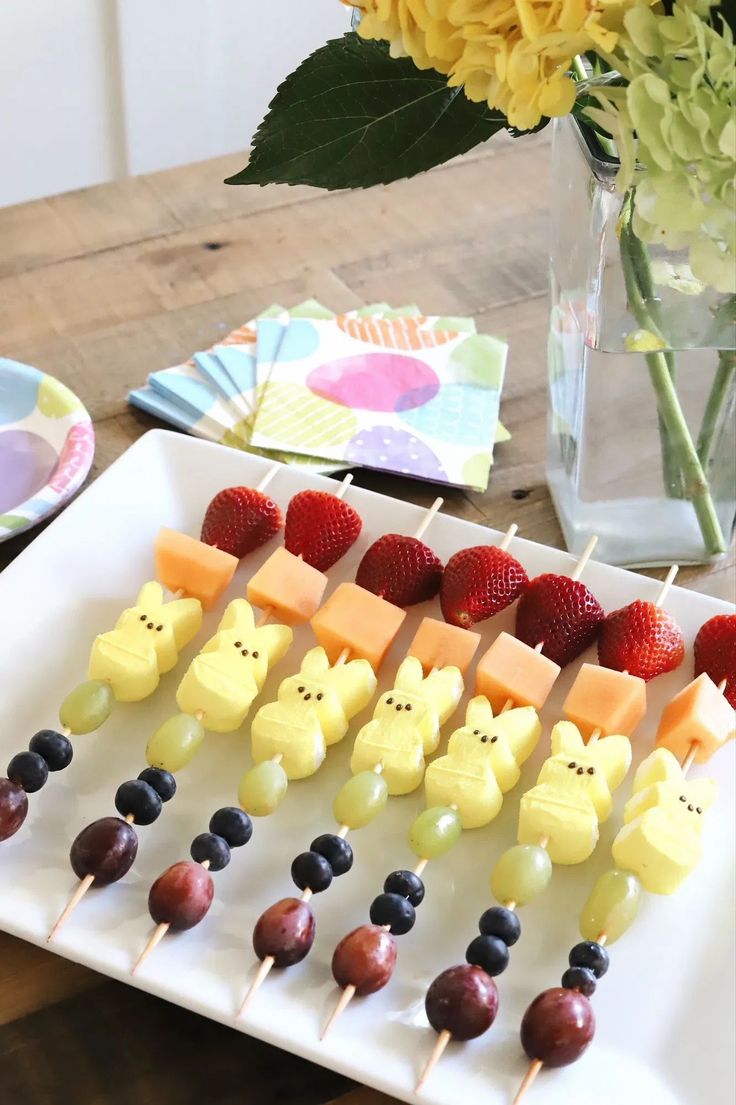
[176,599,292,732]
[351,657,463,795]
[251,646,377,779]
[425,696,542,828]
[612,748,717,894]
[88,581,202,702]
[518,721,632,864]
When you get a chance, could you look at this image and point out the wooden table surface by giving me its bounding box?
[0,135,732,1105]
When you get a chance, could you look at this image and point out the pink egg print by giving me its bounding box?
[307,354,439,412]
[345,425,447,482]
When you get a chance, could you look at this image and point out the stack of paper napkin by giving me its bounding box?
[129,301,509,491]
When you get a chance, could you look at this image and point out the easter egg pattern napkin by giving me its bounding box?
[251,313,507,491]
[128,301,509,489]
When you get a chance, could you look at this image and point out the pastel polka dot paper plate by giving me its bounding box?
[0,359,95,543]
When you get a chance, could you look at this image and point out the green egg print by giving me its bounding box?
[256,381,357,449]
[462,451,493,491]
[449,334,507,388]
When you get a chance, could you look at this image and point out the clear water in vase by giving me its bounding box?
[546,118,736,567]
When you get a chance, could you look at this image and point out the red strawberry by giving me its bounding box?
[284,490,362,571]
[356,534,443,607]
[515,574,604,667]
[598,599,685,681]
[200,486,282,559]
[694,614,736,708]
[440,546,528,628]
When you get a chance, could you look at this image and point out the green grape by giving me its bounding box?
[491,844,552,906]
[408,806,462,859]
[580,868,641,944]
[238,760,288,817]
[59,680,114,734]
[146,713,205,773]
[333,771,388,829]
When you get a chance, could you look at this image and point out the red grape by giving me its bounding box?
[70,816,137,884]
[425,964,499,1040]
[332,924,397,995]
[148,860,214,930]
[253,898,315,967]
[520,987,596,1067]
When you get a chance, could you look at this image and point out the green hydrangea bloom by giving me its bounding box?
[585,0,735,293]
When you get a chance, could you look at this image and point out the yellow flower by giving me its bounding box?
[354,0,635,128]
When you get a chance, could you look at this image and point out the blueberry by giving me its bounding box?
[569,940,609,978]
[310,833,353,876]
[138,767,176,803]
[7,751,49,793]
[291,851,333,894]
[29,729,73,772]
[190,831,231,871]
[562,965,597,997]
[209,807,253,848]
[384,869,425,907]
[465,934,509,976]
[479,906,521,946]
[369,892,415,935]
[114,779,162,825]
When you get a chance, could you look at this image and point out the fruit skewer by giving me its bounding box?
[513,612,735,1102]
[320,537,603,1039]
[0,466,282,849]
[416,566,686,1091]
[47,474,361,941]
[130,483,387,972]
[234,517,531,1017]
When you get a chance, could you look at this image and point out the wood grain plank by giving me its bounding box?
[0,143,549,349]
[0,932,100,1026]
[0,981,352,1105]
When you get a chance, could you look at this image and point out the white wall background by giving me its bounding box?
[0,0,349,208]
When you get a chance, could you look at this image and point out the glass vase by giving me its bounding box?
[546,117,735,567]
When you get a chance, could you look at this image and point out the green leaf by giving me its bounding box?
[226,33,506,190]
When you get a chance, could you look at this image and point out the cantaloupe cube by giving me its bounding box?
[475,632,560,713]
[655,673,735,764]
[408,618,481,676]
[247,546,327,625]
[564,663,647,740]
[155,528,238,610]
[310,582,405,670]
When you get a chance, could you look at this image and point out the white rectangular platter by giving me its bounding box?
[0,429,733,1105]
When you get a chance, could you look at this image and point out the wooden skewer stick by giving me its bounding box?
[255,464,280,494]
[132,921,169,975]
[48,813,135,942]
[334,472,353,499]
[654,564,678,608]
[512,1058,544,1105]
[413,497,444,542]
[321,983,356,1040]
[416,1030,452,1092]
[569,535,598,583]
[498,523,518,552]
